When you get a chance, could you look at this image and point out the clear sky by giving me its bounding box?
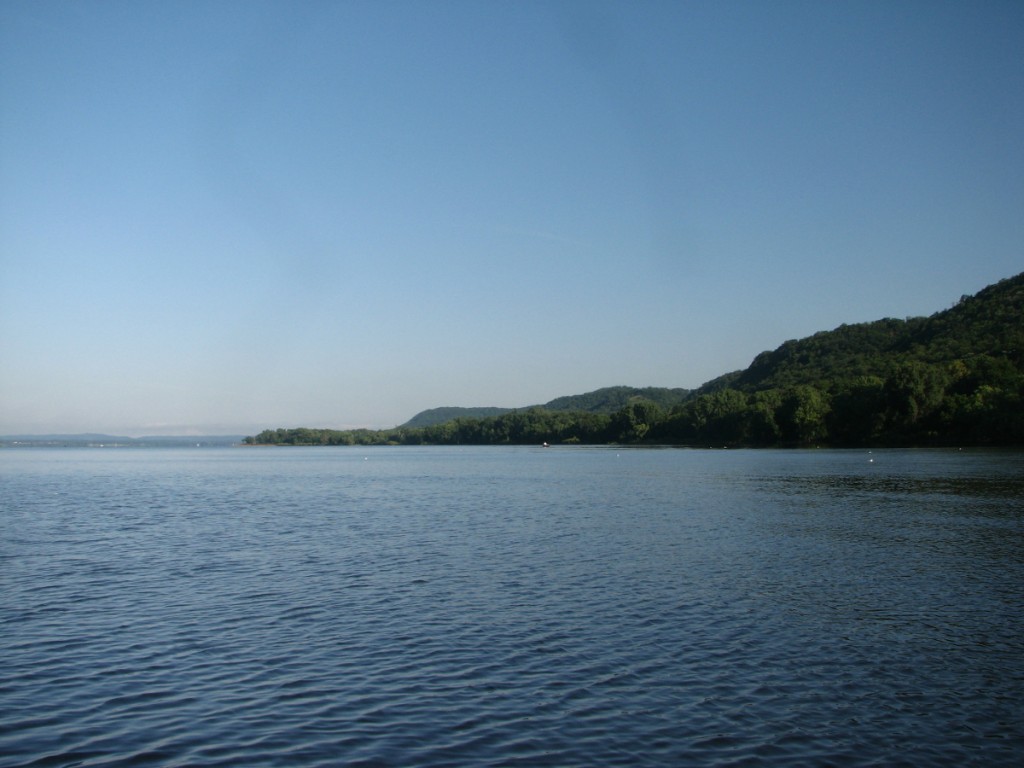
[1,0,1022,436]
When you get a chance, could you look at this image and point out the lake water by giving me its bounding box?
[2,446,1022,767]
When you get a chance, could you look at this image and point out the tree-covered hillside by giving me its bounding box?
[669,272,1024,446]
[246,273,1023,447]
[400,386,690,428]
[540,386,690,413]
[711,274,1023,394]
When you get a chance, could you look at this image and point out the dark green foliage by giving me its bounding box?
[399,386,691,429]
[734,318,912,392]
[540,386,690,413]
[882,361,949,432]
[827,377,886,445]
[245,273,1024,448]
[610,400,666,442]
[666,389,750,445]
[778,385,830,445]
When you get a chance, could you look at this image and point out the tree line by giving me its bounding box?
[244,355,1023,448]
[245,273,1023,448]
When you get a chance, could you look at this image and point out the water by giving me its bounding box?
[2,446,1022,767]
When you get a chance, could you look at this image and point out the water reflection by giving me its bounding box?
[738,453,1024,692]
[777,471,1024,503]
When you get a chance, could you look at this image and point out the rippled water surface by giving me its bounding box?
[2,446,1022,767]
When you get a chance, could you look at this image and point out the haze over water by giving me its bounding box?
[2,446,1022,766]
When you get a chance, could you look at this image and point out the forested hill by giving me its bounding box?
[539,386,690,413]
[673,271,1024,445]
[246,272,1023,447]
[699,271,1024,396]
[402,386,691,428]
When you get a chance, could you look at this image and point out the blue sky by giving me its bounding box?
[2,0,1022,436]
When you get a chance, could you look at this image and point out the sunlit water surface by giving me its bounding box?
[2,446,1022,767]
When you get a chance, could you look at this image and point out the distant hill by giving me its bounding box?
[401,407,513,428]
[540,385,690,413]
[400,386,691,428]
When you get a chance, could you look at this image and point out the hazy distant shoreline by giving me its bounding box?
[0,435,245,448]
